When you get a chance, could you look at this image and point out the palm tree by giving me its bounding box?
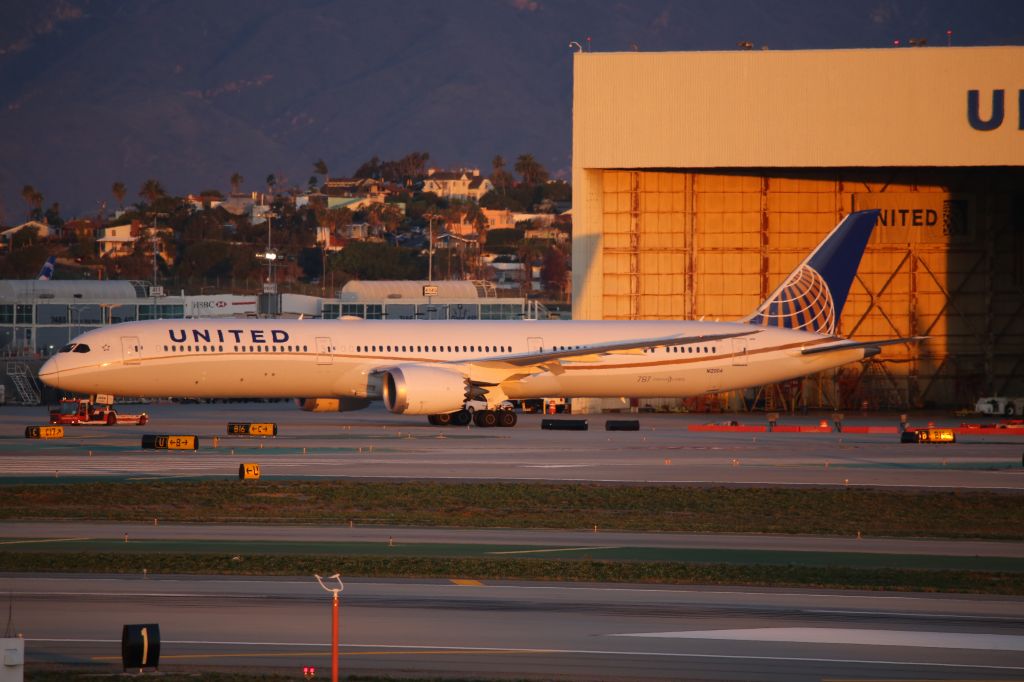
[313,158,328,180]
[265,174,277,197]
[514,154,549,185]
[138,179,166,205]
[112,182,127,208]
[230,172,244,195]
[21,185,38,218]
[490,155,512,194]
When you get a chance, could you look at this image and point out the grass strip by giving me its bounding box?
[2,551,1021,595]
[2,480,1023,539]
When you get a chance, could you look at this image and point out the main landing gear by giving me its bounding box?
[427,409,517,428]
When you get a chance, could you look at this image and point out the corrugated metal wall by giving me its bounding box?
[572,48,1024,169]
[597,168,1024,409]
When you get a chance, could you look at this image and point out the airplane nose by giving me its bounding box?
[38,356,60,388]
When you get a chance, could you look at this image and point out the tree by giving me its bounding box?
[514,154,549,185]
[313,158,328,180]
[112,182,127,208]
[353,152,430,185]
[308,176,319,193]
[541,246,569,299]
[329,241,424,280]
[21,185,43,219]
[490,155,513,194]
[44,202,63,228]
[139,179,166,205]
[354,156,381,179]
[265,174,277,196]
[230,172,244,195]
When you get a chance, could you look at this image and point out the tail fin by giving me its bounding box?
[741,210,879,335]
[37,256,56,281]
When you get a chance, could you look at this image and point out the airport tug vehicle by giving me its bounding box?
[49,395,149,426]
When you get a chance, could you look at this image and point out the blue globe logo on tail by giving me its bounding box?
[742,210,880,336]
[746,264,836,334]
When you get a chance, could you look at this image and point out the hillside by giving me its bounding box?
[1,0,1022,219]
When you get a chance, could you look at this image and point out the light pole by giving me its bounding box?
[265,212,276,282]
[314,573,344,682]
[423,212,441,283]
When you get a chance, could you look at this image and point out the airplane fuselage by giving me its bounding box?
[39,318,863,403]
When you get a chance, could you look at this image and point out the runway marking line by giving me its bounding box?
[0,537,91,546]
[488,546,619,555]
[450,579,483,586]
[93,648,539,661]
[27,640,1024,671]
[611,627,1024,652]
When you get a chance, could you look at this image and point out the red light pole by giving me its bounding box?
[314,573,344,682]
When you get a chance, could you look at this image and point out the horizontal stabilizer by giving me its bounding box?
[801,336,927,357]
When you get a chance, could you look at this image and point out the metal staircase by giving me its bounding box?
[5,362,41,405]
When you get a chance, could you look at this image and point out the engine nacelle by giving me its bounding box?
[297,397,372,412]
[382,365,468,415]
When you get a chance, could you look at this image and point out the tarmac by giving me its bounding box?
[1,402,1022,490]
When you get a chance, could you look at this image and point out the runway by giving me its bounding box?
[2,404,1023,490]
[9,573,1024,680]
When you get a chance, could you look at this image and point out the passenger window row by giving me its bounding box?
[643,346,716,354]
[355,344,515,354]
[161,345,310,353]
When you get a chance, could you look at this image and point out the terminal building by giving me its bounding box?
[0,279,543,404]
[571,46,1024,410]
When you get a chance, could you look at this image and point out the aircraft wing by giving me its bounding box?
[800,336,927,357]
[466,330,761,370]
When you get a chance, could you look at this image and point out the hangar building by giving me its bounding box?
[571,46,1024,410]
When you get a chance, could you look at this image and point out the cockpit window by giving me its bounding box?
[72,344,91,353]
[58,344,75,353]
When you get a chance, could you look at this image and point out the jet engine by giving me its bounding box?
[382,365,469,415]
[297,397,372,412]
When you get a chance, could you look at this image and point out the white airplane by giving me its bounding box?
[39,209,917,427]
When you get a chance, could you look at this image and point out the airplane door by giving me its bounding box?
[731,337,749,367]
[122,336,141,365]
[315,336,333,365]
[527,336,544,353]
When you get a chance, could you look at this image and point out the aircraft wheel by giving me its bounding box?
[451,410,472,426]
[473,410,498,428]
[427,415,440,425]
[1006,404,1016,417]
[434,412,453,426]
[497,410,517,428]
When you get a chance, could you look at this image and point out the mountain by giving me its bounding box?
[1,0,1021,219]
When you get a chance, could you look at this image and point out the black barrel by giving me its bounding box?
[605,419,640,431]
[122,623,160,671]
[542,419,588,431]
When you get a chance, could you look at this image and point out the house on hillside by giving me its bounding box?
[482,208,514,231]
[186,193,225,211]
[96,222,139,258]
[61,219,100,242]
[323,177,394,211]
[94,220,173,261]
[1,221,55,246]
[422,169,493,202]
